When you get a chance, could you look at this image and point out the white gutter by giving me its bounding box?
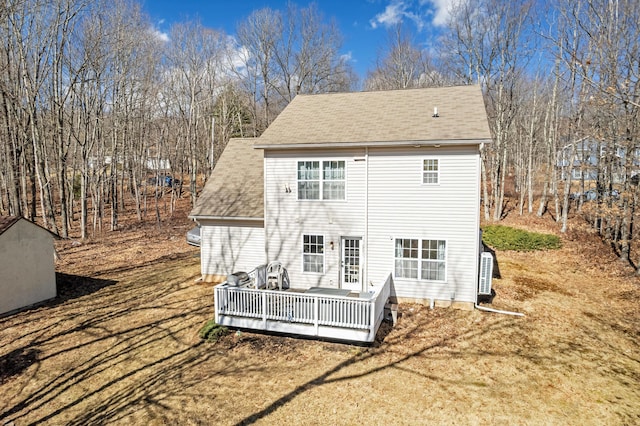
[254,139,492,150]
[188,215,264,221]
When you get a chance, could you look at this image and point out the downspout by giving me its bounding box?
[473,143,523,318]
[475,303,525,317]
[364,146,369,292]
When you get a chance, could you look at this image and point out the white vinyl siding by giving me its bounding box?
[297,160,345,200]
[200,220,265,277]
[265,150,365,289]
[367,146,481,303]
[302,234,324,273]
[422,158,439,184]
[264,145,481,301]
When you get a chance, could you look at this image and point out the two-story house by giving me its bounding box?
[190,85,491,311]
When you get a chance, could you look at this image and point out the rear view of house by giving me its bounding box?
[0,216,57,315]
[191,85,491,311]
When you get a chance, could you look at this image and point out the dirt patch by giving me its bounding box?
[508,275,571,301]
[1,198,639,425]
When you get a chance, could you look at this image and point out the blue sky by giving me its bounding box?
[141,0,455,78]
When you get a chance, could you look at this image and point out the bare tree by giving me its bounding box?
[236,8,282,131]
[365,24,449,91]
[163,21,228,207]
[443,0,534,221]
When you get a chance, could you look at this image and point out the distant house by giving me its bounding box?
[145,158,171,171]
[0,217,57,315]
[558,138,638,183]
[190,85,491,309]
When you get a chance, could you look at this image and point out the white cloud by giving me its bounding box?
[340,51,354,63]
[149,27,170,42]
[424,0,465,26]
[370,0,466,31]
[369,0,429,31]
[370,1,406,29]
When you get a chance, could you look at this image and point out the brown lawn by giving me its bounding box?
[1,201,639,425]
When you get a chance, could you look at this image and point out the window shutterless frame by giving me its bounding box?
[421,158,440,185]
[302,234,325,274]
[297,160,346,201]
[393,238,447,282]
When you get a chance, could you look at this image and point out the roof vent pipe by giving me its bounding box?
[432,107,439,118]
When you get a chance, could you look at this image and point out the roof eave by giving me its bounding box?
[254,138,492,150]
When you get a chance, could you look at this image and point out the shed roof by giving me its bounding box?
[0,216,20,236]
[0,216,59,239]
[255,85,492,149]
[189,138,264,220]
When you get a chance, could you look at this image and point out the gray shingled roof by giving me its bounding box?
[255,85,492,148]
[189,138,264,220]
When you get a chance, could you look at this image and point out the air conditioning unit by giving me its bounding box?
[478,252,494,295]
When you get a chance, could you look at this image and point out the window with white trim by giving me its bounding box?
[323,161,345,200]
[303,234,324,273]
[423,159,439,184]
[297,160,345,200]
[421,239,446,281]
[394,238,418,279]
[297,161,320,200]
[395,238,446,281]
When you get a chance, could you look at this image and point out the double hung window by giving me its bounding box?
[297,161,345,200]
[303,235,324,273]
[422,159,439,184]
[395,239,446,281]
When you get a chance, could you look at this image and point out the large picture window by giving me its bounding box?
[395,238,446,281]
[303,234,324,273]
[423,159,439,184]
[297,160,345,200]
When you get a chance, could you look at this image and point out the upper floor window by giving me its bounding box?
[297,160,345,200]
[423,159,439,184]
[298,161,320,200]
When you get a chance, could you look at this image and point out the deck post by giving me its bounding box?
[369,297,376,341]
[313,295,319,336]
[214,286,220,324]
[261,291,267,328]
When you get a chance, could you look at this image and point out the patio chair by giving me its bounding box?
[267,261,285,290]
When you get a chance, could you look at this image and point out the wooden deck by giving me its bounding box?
[214,275,392,343]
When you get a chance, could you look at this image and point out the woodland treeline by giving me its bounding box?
[1,0,639,270]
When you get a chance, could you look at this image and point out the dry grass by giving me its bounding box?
[1,199,640,425]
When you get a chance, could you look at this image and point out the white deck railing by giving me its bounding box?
[214,275,392,343]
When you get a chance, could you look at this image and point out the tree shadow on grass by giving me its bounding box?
[0,348,41,385]
[232,316,523,426]
[56,273,118,302]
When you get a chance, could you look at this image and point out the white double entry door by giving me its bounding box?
[340,237,363,292]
